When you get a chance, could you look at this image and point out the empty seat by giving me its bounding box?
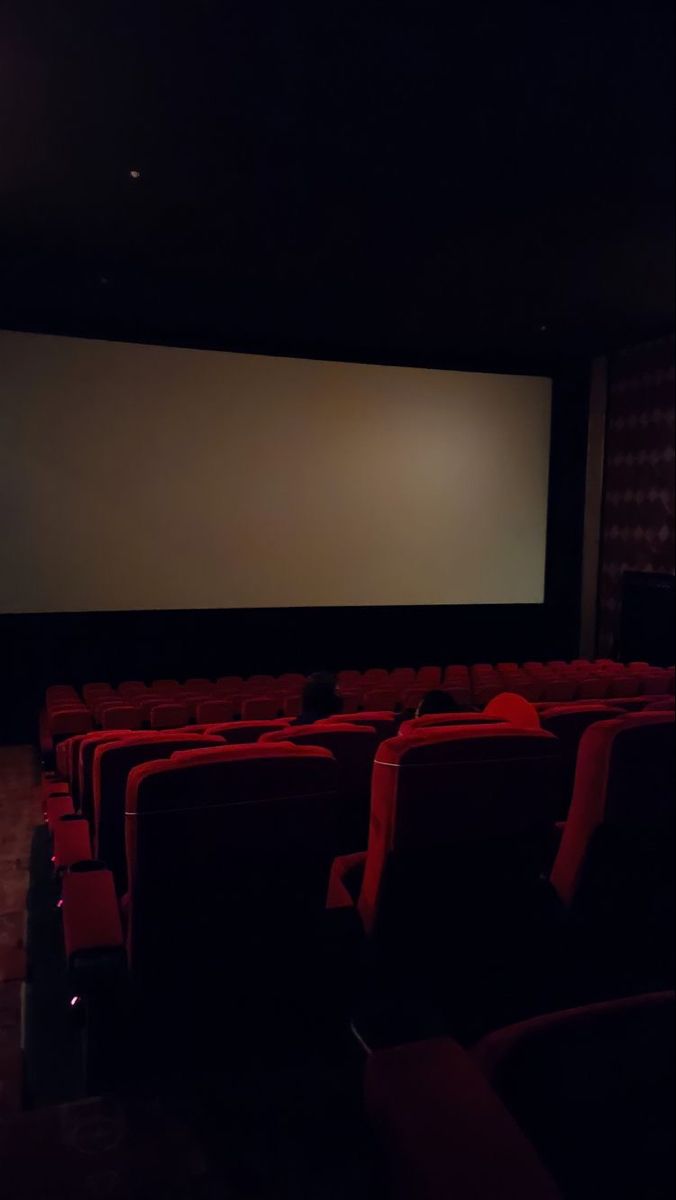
[362,668,389,685]
[337,670,362,688]
[261,722,380,847]
[184,678,214,691]
[319,711,398,739]
[77,731,137,822]
[330,726,561,1039]
[367,992,674,1200]
[241,696,280,720]
[242,674,276,693]
[339,689,363,713]
[195,698,235,723]
[101,705,142,730]
[644,696,676,711]
[92,733,225,889]
[540,677,578,702]
[283,693,303,718]
[149,701,190,729]
[398,713,506,737]
[151,679,181,693]
[538,704,624,813]
[390,668,416,690]
[416,666,442,688]
[575,676,608,700]
[215,676,243,693]
[117,681,146,697]
[399,687,428,712]
[202,719,290,743]
[550,713,675,985]
[82,683,114,705]
[71,745,340,1002]
[475,992,675,1200]
[277,673,307,690]
[48,707,94,740]
[362,687,399,711]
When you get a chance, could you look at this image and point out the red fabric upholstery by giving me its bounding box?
[337,670,362,689]
[101,705,142,730]
[326,850,367,908]
[149,702,190,729]
[215,675,243,692]
[53,818,92,869]
[277,673,307,689]
[118,680,146,697]
[82,683,114,704]
[46,793,75,831]
[575,677,608,699]
[474,992,675,1200]
[242,674,276,693]
[484,693,541,729]
[77,732,134,822]
[318,711,398,738]
[123,745,339,985]
[48,708,94,736]
[61,868,124,962]
[194,698,235,723]
[416,666,442,688]
[93,734,225,888]
[151,679,181,693]
[55,739,72,779]
[184,678,213,691]
[366,1037,561,1200]
[358,726,560,935]
[241,696,280,719]
[362,687,399,710]
[550,713,675,909]
[643,696,675,711]
[202,719,290,743]
[539,705,625,813]
[398,713,505,737]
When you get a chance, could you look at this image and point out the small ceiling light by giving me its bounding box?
[539,324,548,332]
[129,168,141,179]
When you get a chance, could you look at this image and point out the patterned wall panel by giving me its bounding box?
[597,335,675,654]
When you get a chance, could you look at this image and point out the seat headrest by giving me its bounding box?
[377,726,556,767]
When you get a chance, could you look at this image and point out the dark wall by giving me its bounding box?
[0,370,589,743]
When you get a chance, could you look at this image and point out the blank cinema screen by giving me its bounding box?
[0,331,552,612]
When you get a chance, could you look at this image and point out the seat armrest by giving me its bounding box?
[46,794,75,831]
[366,1038,561,1199]
[53,817,93,870]
[327,851,366,909]
[62,866,124,965]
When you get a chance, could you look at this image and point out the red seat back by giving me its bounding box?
[124,745,339,990]
[538,704,625,814]
[195,698,235,724]
[398,713,506,737]
[484,693,541,729]
[149,701,191,729]
[101,705,142,730]
[358,727,561,938]
[92,734,224,889]
[241,696,280,720]
[475,993,675,1200]
[202,719,290,743]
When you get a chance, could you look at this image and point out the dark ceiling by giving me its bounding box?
[1,1,674,372]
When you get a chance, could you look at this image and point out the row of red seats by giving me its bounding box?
[40,696,674,1194]
[48,707,673,1020]
[41,660,676,745]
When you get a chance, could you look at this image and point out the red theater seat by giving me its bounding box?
[277,673,307,690]
[283,694,303,718]
[184,678,214,692]
[122,744,340,991]
[550,713,675,985]
[92,734,224,889]
[474,992,675,1200]
[362,668,389,685]
[367,992,674,1200]
[101,705,142,730]
[242,674,276,693]
[389,667,416,690]
[149,701,190,729]
[366,1037,562,1200]
[117,681,146,697]
[261,722,380,847]
[215,675,243,693]
[195,698,235,723]
[330,726,561,1039]
[362,687,398,711]
[202,719,290,742]
[337,670,362,689]
[398,713,506,737]
[241,696,280,720]
[319,711,398,739]
[77,732,137,822]
[416,665,442,688]
[538,704,624,813]
[151,679,181,694]
[48,707,94,738]
[643,696,675,711]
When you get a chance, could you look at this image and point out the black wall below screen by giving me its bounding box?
[0,370,589,743]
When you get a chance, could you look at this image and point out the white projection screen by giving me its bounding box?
[0,331,552,613]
